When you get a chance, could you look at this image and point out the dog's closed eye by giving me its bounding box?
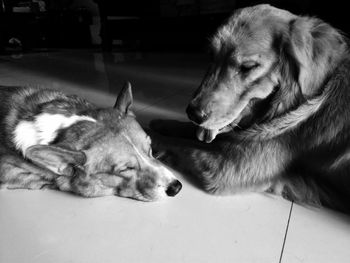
[240,61,260,73]
[119,166,136,173]
[96,164,136,176]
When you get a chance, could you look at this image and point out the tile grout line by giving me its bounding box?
[279,201,294,263]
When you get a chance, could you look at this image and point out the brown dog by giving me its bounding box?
[151,4,350,213]
[0,83,182,201]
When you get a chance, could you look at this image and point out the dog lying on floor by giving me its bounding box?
[0,83,182,201]
[151,4,350,212]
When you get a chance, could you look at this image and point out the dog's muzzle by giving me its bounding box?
[166,180,182,197]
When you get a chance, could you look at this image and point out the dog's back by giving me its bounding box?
[0,86,97,191]
[0,86,96,154]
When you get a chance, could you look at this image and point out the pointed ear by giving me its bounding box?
[25,145,86,176]
[114,81,133,114]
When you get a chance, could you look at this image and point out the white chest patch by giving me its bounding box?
[13,113,96,155]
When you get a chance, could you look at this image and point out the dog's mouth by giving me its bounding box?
[195,118,238,142]
[196,127,219,143]
[195,103,250,143]
[196,97,266,143]
[195,83,281,143]
[196,121,241,143]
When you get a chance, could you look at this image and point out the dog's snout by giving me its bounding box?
[186,104,206,124]
[166,180,182,197]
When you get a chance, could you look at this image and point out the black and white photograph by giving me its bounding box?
[1,0,350,262]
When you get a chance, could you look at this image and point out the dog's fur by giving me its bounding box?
[151,5,350,213]
[0,83,182,201]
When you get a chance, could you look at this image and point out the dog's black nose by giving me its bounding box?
[186,104,206,124]
[166,180,182,197]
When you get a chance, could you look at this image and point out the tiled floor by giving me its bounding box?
[0,50,349,263]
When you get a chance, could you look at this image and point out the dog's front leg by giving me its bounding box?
[0,154,57,190]
[151,132,292,195]
[149,131,229,189]
[202,138,292,194]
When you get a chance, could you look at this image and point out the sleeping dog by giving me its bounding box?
[0,83,182,201]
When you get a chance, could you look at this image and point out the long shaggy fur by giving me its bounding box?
[151,5,350,213]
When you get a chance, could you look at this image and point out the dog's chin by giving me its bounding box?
[196,97,268,142]
[197,120,236,143]
[197,113,243,143]
[127,193,162,202]
[133,188,170,202]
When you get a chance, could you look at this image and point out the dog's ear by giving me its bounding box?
[283,17,347,97]
[25,145,86,176]
[114,81,133,114]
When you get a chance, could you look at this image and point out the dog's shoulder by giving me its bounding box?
[3,86,94,123]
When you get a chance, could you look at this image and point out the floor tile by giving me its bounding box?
[0,185,291,263]
[281,204,350,263]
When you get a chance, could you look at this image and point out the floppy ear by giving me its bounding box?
[114,81,133,114]
[283,17,347,97]
[25,145,86,176]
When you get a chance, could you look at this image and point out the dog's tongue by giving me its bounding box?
[196,127,219,143]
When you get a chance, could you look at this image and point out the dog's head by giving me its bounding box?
[187,4,347,142]
[26,83,182,201]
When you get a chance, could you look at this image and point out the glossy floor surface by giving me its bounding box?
[0,50,349,263]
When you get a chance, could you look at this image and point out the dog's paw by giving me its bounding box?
[55,166,86,192]
[55,175,72,192]
[281,187,295,202]
[59,164,75,177]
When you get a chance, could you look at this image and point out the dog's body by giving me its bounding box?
[151,5,350,212]
[0,84,182,201]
